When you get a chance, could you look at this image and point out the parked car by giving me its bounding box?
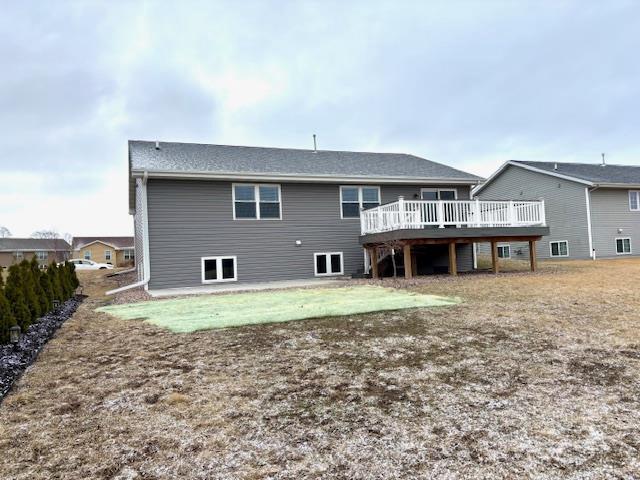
[67,259,114,270]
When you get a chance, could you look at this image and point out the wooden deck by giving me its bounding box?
[360,226,549,278]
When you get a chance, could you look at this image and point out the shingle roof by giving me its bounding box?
[72,236,134,250]
[511,160,640,185]
[128,140,483,210]
[0,238,71,252]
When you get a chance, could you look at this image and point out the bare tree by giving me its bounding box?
[0,226,11,238]
[31,230,66,263]
[31,230,60,239]
[63,232,73,245]
[378,239,405,278]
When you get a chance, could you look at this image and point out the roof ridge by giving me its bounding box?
[129,139,416,157]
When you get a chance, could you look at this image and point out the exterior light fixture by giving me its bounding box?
[295,240,302,246]
[618,228,624,234]
[9,326,21,347]
[53,300,60,309]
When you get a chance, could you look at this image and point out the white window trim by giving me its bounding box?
[497,243,511,259]
[314,252,344,276]
[124,249,134,260]
[105,250,112,261]
[420,188,458,200]
[339,186,381,219]
[629,191,640,212]
[615,237,632,255]
[36,251,48,261]
[232,183,282,220]
[14,251,23,259]
[201,256,238,284]
[84,250,92,260]
[549,240,569,258]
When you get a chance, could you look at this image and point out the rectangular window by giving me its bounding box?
[629,191,640,211]
[36,251,48,261]
[497,244,511,259]
[201,256,237,283]
[314,252,344,276]
[340,186,381,218]
[420,188,458,200]
[549,240,569,257]
[105,250,112,261]
[233,184,281,220]
[123,249,135,260]
[84,250,92,260]
[616,237,632,255]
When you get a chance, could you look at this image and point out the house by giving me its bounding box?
[473,160,640,260]
[0,238,71,269]
[127,140,549,292]
[71,237,135,266]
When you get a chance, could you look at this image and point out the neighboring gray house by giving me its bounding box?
[126,141,548,292]
[474,160,640,260]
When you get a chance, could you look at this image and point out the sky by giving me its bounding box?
[1,0,639,238]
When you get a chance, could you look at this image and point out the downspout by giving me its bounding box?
[585,186,597,260]
[106,170,151,295]
[142,170,151,290]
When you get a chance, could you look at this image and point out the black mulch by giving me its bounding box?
[0,295,85,402]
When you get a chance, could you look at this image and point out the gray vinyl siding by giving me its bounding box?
[590,188,640,258]
[475,165,591,259]
[146,180,473,289]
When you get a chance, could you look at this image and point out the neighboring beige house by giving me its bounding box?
[0,238,71,269]
[71,237,135,267]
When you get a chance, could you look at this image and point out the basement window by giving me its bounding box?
[616,238,632,255]
[201,256,237,283]
[497,244,511,259]
[549,240,569,257]
[314,252,344,276]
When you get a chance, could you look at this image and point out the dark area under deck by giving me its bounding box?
[360,226,550,278]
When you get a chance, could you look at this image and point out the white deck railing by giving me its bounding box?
[360,197,546,235]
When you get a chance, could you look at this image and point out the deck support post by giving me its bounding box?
[411,249,418,277]
[529,240,537,272]
[448,241,457,276]
[403,244,412,278]
[491,241,499,274]
[369,247,379,279]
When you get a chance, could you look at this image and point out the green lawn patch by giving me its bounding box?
[97,285,460,333]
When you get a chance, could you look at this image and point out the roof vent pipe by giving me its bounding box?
[554,163,558,170]
[312,134,317,153]
[601,153,606,166]
[155,141,160,150]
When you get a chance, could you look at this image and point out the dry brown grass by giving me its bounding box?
[1,259,639,479]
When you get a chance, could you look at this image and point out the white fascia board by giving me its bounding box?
[473,161,594,196]
[595,183,640,189]
[130,169,482,186]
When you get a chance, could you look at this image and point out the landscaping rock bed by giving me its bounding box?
[0,295,85,401]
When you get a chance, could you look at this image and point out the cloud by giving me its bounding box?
[0,0,639,236]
